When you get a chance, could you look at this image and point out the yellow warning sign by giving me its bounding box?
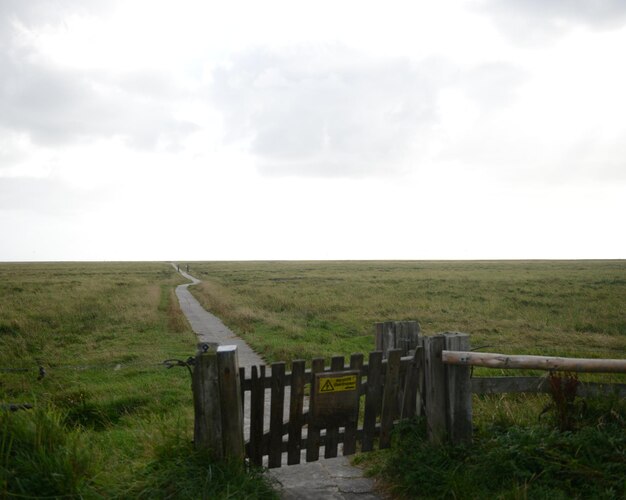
[318,374,357,394]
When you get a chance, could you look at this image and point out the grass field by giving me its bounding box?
[2,260,625,498]
[187,260,626,497]
[0,262,277,498]
[187,260,626,363]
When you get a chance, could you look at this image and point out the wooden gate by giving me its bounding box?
[240,345,423,468]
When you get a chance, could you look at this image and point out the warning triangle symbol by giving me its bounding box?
[320,379,335,393]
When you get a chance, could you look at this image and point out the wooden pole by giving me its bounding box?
[423,335,447,445]
[192,343,223,459]
[443,333,472,444]
[442,351,626,374]
[217,345,244,463]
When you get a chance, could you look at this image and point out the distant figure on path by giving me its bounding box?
[186,264,189,273]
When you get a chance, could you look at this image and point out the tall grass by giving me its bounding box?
[362,395,626,499]
[0,262,277,498]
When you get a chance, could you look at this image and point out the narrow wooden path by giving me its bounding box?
[172,264,382,499]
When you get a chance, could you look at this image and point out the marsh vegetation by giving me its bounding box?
[1,260,624,497]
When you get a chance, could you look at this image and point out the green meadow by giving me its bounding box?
[188,260,626,363]
[1,260,625,498]
[0,262,276,498]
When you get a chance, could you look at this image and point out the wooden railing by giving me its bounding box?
[430,341,626,444]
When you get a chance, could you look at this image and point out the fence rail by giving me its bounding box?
[443,350,626,373]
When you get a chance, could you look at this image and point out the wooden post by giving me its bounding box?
[217,345,245,462]
[192,343,223,459]
[380,348,402,449]
[443,333,472,445]
[423,335,447,444]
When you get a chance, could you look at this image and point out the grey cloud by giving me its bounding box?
[211,48,448,177]
[480,0,626,43]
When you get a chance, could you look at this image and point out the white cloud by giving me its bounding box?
[0,0,624,260]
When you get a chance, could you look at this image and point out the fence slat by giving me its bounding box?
[306,358,325,462]
[401,346,420,419]
[324,355,345,458]
[343,353,364,455]
[268,362,286,468]
[287,360,306,465]
[248,365,265,466]
[239,366,246,410]
[424,335,447,444]
[384,321,394,358]
[444,333,472,444]
[362,351,383,452]
[375,323,384,351]
[380,348,402,449]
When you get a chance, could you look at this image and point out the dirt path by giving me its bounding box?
[172,264,382,499]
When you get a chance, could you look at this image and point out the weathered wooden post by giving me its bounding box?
[192,343,245,462]
[217,345,245,463]
[443,332,472,444]
[192,342,223,459]
[423,334,447,444]
[375,321,421,358]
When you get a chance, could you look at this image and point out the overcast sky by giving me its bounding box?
[1,0,624,261]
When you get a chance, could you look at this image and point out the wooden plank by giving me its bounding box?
[217,346,245,462]
[424,335,447,444]
[383,321,395,357]
[324,355,345,458]
[248,365,265,466]
[192,346,223,459]
[268,361,286,468]
[306,358,325,462]
[416,336,425,416]
[408,321,421,351]
[401,346,421,419]
[443,333,472,445]
[287,360,306,465]
[343,353,364,455]
[399,322,412,355]
[362,351,383,452]
[239,366,246,410]
[375,323,384,351]
[379,349,402,449]
[443,350,626,374]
